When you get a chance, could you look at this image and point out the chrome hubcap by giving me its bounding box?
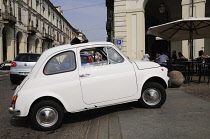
[36,107,58,127]
[142,88,161,106]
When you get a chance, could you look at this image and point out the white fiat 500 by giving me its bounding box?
[9,42,169,131]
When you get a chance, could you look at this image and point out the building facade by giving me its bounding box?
[0,0,79,63]
[106,0,210,60]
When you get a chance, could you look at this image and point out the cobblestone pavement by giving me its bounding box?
[180,77,210,102]
[1,70,210,139]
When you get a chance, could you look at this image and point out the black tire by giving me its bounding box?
[139,82,166,108]
[0,64,4,69]
[30,100,64,131]
[10,78,19,85]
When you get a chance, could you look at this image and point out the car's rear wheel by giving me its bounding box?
[10,78,19,84]
[30,100,64,131]
[139,82,166,108]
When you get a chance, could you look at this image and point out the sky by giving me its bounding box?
[50,0,107,42]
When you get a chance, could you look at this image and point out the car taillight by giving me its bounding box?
[11,62,17,67]
[87,56,92,63]
[11,95,17,107]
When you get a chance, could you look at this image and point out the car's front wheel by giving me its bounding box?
[30,100,64,131]
[139,82,166,108]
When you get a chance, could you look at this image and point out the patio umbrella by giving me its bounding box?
[147,17,210,59]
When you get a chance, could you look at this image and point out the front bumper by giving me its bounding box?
[9,107,20,115]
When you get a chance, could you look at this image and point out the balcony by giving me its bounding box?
[27,26,38,35]
[42,33,53,42]
[2,12,16,24]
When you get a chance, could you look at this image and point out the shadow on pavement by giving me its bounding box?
[10,101,141,129]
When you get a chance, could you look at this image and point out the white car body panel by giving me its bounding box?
[77,45,137,104]
[11,42,169,117]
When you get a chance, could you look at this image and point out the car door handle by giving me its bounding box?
[79,74,90,77]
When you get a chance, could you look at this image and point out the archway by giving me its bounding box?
[16,32,23,55]
[144,0,182,60]
[27,35,34,53]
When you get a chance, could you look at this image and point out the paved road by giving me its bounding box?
[0,70,210,139]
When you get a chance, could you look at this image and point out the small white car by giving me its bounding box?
[9,42,169,131]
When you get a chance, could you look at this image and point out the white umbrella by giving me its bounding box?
[147,17,210,59]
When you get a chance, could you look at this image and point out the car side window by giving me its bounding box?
[80,47,108,67]
[44,51,76,75]
[107,47,124,64]
[80,46,124,67]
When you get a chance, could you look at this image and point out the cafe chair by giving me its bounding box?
[198,58,210,84]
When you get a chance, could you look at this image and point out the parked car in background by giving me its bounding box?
[10,53,41,84]
[9,42,169,131]
[0,60,12,70]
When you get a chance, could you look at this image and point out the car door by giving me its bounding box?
[78,45,138,105]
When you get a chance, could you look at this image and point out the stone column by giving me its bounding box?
[114,0,145,60]
[19,33,27,53]
[0,26,3,63]
[36,39,42,53]
[0,36,3,63]
[126,10,145,60]
[7,37,15,61]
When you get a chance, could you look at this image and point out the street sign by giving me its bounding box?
[116,40,122,45]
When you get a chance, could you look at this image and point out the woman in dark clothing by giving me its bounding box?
[171,50,177,61]
[178,52,187,59]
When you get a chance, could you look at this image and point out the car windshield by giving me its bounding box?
[14,54,41,62]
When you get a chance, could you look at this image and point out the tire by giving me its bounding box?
[30,100,64,131]
[139,82,166,108]
[10,78,19,85]
[0,64,4,69]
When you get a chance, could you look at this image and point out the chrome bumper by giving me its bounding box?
[9,107,20,115]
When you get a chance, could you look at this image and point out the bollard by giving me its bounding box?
[168,71,184,88]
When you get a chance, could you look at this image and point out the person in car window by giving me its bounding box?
[60,54,71,70]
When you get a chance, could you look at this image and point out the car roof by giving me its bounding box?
[17,53,41,55]
[43,42,113,54]
[39,42,114,60]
